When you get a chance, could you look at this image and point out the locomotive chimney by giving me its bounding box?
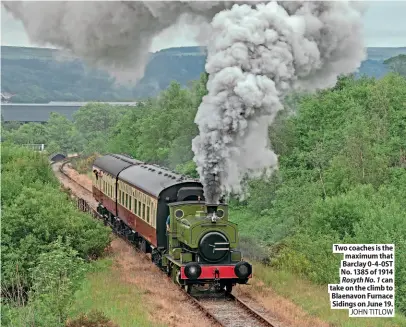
[207,204,218,215]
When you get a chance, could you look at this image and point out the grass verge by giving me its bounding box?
[69,258,165,327]
[230,207,406,326]
[251,263,406,327]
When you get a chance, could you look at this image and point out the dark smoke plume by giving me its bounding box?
[192,2,366,203]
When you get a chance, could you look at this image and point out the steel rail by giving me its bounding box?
[227,293,277,326]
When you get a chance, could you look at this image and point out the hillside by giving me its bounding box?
[1,45,405,103]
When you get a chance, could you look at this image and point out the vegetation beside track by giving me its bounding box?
[248,263,406,327]
[1,145,112,326]
[69,258,162,327]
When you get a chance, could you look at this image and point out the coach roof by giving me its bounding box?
[93,154,143,177]
[119,163,202,198]
[94,154,202,198]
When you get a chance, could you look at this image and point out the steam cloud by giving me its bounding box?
[3,1,367,204]
[2,1,238,82]
[192,1,366,203]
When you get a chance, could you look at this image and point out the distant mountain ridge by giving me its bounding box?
[1,45,405,103]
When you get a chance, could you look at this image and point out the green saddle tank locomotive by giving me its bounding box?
[92,154,252,293]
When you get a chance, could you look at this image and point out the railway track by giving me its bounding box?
[53,158,280,327]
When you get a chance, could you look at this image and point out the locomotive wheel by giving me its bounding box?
[219,282,233,294]
[172,266,181,285]
[140,239,151,253]
[151,249,162,267]
[225,283,233,294]
[183,284,192,294]
[140,239,147,253]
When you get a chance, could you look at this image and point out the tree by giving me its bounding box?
[47,112,83,154]
[73,103,130,154]
[134,82,193,164]
[107,102,148,156]
[3,122,48,145]
[30,239,86,326]
[384,54,406,77]
[73,103,128,140]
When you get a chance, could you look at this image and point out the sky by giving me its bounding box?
[1,1,405,51]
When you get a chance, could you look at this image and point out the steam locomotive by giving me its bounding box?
[92,154,252,293]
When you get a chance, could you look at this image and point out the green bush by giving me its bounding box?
[1,145,111,326]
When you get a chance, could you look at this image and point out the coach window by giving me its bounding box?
[134,198,137,214]
[142,203,146,221]
[138,200,141,217]
[129,195,132,211]
[125,193,128,208]
[152,204,156,228]
[146,205,150,223]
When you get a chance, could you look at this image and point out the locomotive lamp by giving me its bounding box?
[207,204,222,222]
[234,261,252,280]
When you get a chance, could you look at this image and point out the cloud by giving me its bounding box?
[2,2,405,49]
[1,6,31,47]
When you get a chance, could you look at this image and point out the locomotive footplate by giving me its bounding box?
[180,263,252,282]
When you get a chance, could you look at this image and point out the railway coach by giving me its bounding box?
[92,154,252,293]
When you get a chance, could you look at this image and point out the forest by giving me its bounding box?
[2,55,406,325]
[1,45,404,103]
